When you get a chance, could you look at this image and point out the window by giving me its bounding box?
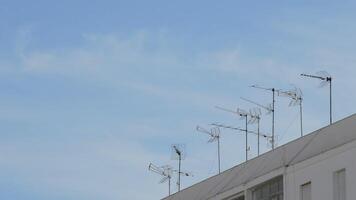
[226,194,244,200]
[232,196,244,200]
[333,169,346,200]
[252,176,283,200]
[300,182,311,200]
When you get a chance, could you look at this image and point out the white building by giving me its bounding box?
[162,114,356,200]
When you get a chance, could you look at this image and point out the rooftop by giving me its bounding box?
[163,114,356,200]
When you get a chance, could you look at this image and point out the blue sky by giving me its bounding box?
[1,1,356,199]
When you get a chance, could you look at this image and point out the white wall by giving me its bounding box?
[216,139,356,200]
[284,139,356,200]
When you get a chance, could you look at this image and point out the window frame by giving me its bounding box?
[333,168,346,200]
[224,192,245,200]
[300,181,311,200]
[250,176,284,200]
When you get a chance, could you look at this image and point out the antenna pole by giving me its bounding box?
[173,145,182,192]
[300,99,303,136]
[168,177,171,195]
[178,154,181,191]
[218,136,221,173]
[272,88,275,150]
[249,86,276,150]
[329,77,332,124]
[245,116,248,162]
[257,117,260,156]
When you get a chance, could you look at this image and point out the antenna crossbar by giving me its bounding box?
[211,123,271,138]
[215,106,248,117]
[240,97,272,112]
[250,85,274,91]
[301,73,326,80]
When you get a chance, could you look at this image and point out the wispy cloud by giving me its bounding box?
[2,24,356,200]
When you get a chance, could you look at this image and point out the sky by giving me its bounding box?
[1,1,356,200]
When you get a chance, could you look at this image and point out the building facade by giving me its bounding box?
[162,114,356,200]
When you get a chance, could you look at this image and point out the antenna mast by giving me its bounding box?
[173,145,182,191]
[247,107,262,155]
[301,71,332,124]
[148,163,173,195]
[277,87,304,136]
[215,106,249,161]
[240,96,275,150]
[196,126,221,173]
[250,85,276,149]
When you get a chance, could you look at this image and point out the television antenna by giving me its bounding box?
[301,71,332,124]
[247,107,262,156]
[250,85,277,149]
[277,86,304,136]
[215,106,249,161]
[240,97,275,150]
[196,126,221,173]
[148,163,173,195]
[211,122,272,156]
[171,145,186,191]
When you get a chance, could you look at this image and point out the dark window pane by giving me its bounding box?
[251,176,283,200]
